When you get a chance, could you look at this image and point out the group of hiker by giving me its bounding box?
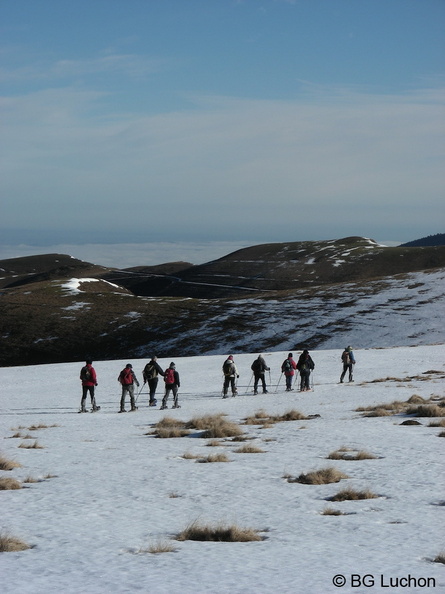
[79,347,356,413]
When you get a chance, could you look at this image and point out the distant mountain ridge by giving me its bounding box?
[0,236,444,366]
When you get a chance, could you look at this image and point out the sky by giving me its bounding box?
[1,0,444,264]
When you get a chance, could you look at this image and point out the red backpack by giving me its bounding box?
[164,368,175,384]
[120,368,133,385]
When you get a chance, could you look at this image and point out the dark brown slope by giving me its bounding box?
[101,237,445,298]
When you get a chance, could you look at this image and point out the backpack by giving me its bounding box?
[282,359,292,372]
[120,368,133,385]
[251,359,262,373]
[342,351,350,364]
[164,368,175,384]
[80,366,91,382]
[223,360,234,376]
[144,364,155,380]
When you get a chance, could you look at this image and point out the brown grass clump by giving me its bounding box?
[186,414,244,439]
[18,440,44,449]
[181,451,199,459]
[243,408,308,426]
[406,394,426,404]
[438,431,445,438]
[327,449,377,461]
[433,552,445,565]
[233,444,265,454]
[140,539,178,554]
[0,454,22,471]
[288,467,349,485]
[330,487,379,501]
[206,439,224,447]
[151,416,190,438]
[27,423,59,430]
[321,507,347,516]
[428,419,445,427]
[406,404,445,418]
[0,477,22,490]
[196,452,230,463]
[176,520,264,542]
[0,531,31,552]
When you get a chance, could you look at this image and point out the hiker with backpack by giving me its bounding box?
[160,362,181,409]
[79,359,99,412]
[251,354,270,394]
[142,356,165,406]
[281,353,297,391]
[118,364,140,412]
[222,355,239,398]
[296,349,315,391]
[340,346,356,383]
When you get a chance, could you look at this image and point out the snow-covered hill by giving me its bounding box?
[1,345,444,593]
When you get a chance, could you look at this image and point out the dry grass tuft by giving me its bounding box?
[406,394,426,404]
[168,492,182,498]
[206,439,224,447]
[140,539,178,554]
[18,440,44,449]
[176,520,264,542]
[151,417,190,438]
[244,408,308,426]
[0,477,22,490]
[196,452,230,463]
[23,475,40,483]
[438,431,445,438]
[406,404,445,418]
[428,419,445,427]
[186,414,244,439]
[321,507,347,516]
[433,552,445,565]
[288,467,349,485]
[233,443,265,454]
[327,449,377,461]
[0,454,22,471]
[329,487,379,501]
[0,531,31,552]
[181,451,199,459]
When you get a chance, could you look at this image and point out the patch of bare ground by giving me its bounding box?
[286,467,349,485]
[176,520,265,542]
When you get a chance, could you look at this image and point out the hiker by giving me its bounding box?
[251,354,270,394]
[340,346,356,383]
[118,364,140,412]
[142,356,165,406]
[79,359,99,412]
[222,355,239,398]
[296,349,315,391]
[160,362,181,409]
[281,353,297,391]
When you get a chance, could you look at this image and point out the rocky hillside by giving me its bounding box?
[0,237,444,366]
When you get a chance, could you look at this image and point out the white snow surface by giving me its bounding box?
[1,346,444,594]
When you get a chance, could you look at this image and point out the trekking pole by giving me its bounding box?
[275,372,283,393]
[135,383,144,404]
[245,373,254,394]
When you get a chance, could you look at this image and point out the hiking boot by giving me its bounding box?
[118,409,126,413]
[263,390,268,394]
[130,406,138,411]
[149,400,157,406]
[172,404,181,409]
[160,405,167,410]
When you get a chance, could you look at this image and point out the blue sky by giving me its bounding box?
[1,0,444,256]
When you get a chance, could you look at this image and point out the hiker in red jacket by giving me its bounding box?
[118,364,140,412]
[160,362,181,409]
[79,359,99,412]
